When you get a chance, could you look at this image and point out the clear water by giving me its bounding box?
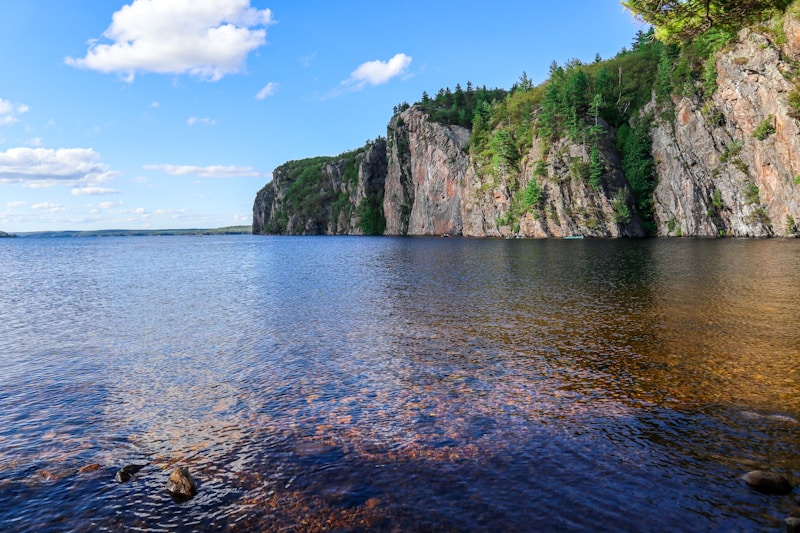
[0,235,798,531]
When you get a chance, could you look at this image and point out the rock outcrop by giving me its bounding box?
[253,17,800,239]
[651,22,800,237]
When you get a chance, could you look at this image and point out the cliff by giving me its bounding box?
[253,14,800,238]
[252,139,387,235]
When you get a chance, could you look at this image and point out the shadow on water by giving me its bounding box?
[0,236,798,531]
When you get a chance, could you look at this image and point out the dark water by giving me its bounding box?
[0,236,798,531]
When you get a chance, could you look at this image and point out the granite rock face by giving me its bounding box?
[651,24,800,237]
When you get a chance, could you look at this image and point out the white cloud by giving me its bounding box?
[350,53,412,86]
[97,201,123,209]
[144,163,264,178]
[0,98,29,126]
[5,201,26,208]
[150,101,160,108]
[65,0,273,82]
[327,53,412,98]
[134,207,146,214]
[72,186,123,196]
[256,82,278,100]
[28,137,43,147]
[0,147,118,188]
[187,117,216,126]
[31,202,67,213]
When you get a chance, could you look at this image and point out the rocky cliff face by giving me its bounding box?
[254,18,800,239]
[252,139,387,235]
[651,22,800,237]
[384,108,470,235]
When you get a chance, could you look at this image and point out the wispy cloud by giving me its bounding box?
[187,117,216,126]
[0,98,29,126]
[256,82,278,100]
[326,53,412,99]
[65,0,273,82]
[143,163,265,178]
[31,202,67,213]
[72,186,122,196]
[0,147,118,188]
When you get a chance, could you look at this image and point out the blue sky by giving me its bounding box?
[0,1,644,232]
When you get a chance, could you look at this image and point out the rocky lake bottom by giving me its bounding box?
[0,235,798,531]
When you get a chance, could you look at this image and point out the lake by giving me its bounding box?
[0,235,798,531]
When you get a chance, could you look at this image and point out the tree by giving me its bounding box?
[622,0,791,42]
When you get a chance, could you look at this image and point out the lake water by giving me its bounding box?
[0,235,798,531]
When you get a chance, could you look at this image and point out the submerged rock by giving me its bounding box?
[742,470,794,495]
[166,466,197,499]
[78,463,101,474]
[786,516,800,533]
[115,463,146,483]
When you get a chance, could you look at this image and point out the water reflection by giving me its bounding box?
[0,236,798,531]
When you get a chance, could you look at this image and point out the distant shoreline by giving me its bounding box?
[9,226,252,238]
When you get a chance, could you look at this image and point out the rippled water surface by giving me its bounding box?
[0,236,798,531]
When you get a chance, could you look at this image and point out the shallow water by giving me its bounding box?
[0,235,798,531]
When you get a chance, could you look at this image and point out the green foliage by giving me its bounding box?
[786,214,798,235]
[720,139,742,162]
[524,178,543,208]
[618,114,658,233]
[589,145,604,189]
[711,188,724,209]
[753,114,776,140]
[788,90,800,118]
[744,182,761,203]
[278,156,337,220]
[612,190,632,224]
[356,195,386,235]
[622,0,791,43]
[416,83,506,128]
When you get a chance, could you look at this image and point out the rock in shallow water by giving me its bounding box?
[742,470,794,495]
[115,464,147,483]
[166,466,197,499]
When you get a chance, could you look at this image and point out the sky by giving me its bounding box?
[0,1,644,232]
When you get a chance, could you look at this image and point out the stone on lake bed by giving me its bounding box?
[166,466,197,499]
[742,470,794,495]
[786,516,800,533]
[78,463,101,474]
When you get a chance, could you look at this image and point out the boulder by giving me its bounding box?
[166,466,197,499]
[742,470,794,495]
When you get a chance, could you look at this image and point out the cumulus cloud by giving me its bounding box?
[187,117,216,126]
[256,82,278,100]
[143,163,264,178]
[0,98,29,126]
[327,53,412,98]
[0,147,118,188]
[65,0,273,82]
[72,186,123,196]
[96,201,124,209]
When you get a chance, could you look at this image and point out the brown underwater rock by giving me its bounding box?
[742,470,794,495]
